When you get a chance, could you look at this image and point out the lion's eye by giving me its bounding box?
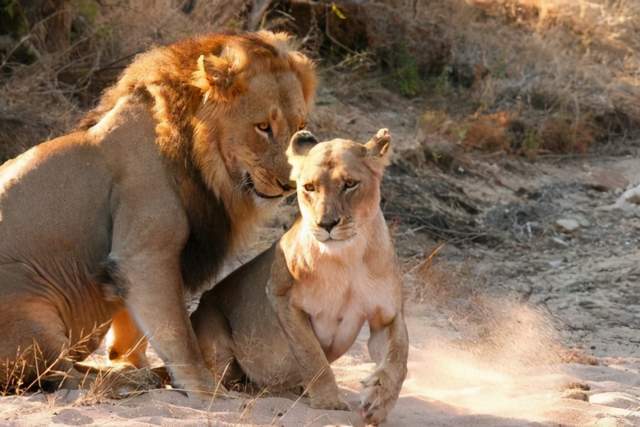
[344,180,359,191]
[256,122,271,133]
[303,183,315,192]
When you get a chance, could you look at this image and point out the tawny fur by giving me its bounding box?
[191,129,409,424]
[0,31,316,395]
[80,31,316,253]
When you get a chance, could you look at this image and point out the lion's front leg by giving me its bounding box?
[110,190,216,398]
[360,314,409,425]
[119,255,215,397]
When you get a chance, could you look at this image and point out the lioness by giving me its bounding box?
[191,129,408,424]
[0,31,316,395]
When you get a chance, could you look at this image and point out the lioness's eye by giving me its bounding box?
[256,122,271,133]
[344,180,359,191]
[303,183,315,192]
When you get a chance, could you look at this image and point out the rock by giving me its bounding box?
[555,218,581,233]
[574,215,591,227]
[622,187,640,205]
[588,169,629,192]
[611,185,640,210]
[551,236,570,248]
[548,259,563,268]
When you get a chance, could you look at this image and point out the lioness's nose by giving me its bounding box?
[317,219,339,233]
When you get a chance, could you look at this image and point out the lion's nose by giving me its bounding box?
[276,178,294,192]
[317,219,339,233]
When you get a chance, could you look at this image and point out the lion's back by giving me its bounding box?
[0,133,113,264]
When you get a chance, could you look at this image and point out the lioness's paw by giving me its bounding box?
[358,370,400,425]
[310,393,350,411]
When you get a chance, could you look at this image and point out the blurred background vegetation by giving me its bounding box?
[1,0,639,162]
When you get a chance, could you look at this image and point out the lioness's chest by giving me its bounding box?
[290,263,397,361]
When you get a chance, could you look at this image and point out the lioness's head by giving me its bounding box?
[190,32,317,201]
[295,129,391,244]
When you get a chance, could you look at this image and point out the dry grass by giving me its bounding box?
[415,0,640,153]
[0,325,112,397]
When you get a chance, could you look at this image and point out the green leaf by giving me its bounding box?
[331,3,347,20]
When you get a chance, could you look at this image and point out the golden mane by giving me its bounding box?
[77,31,317,291]
[78,31,316,163]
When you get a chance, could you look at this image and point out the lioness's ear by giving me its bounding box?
[364,128,392,166]
[287,130,319,180]
[192,46,244,102]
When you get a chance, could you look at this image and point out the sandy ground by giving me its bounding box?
[2,91,640,426]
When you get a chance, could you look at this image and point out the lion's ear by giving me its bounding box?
[288,51,317,107]
[364,128,392,166]
[192,47,244,102]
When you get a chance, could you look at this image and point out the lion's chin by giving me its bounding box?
[243,173,284,200]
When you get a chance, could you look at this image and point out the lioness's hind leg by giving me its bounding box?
[108,308,149,368]
[191,305,243,387]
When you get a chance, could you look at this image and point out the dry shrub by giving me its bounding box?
[463,111,512,152]
[383,0,640,154]
[538,116,596,154]
[281,0,639,154]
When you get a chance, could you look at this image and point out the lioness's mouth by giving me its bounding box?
[243,173,283,199]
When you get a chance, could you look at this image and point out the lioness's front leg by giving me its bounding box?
[266,247,348,410]
[360,313,409,425]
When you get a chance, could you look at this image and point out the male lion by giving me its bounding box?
[190,129,408,424]
[0,31,316,395]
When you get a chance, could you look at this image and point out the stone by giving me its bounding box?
[588,169,629,192]
[555,218,581,233]
[551,236,570,248]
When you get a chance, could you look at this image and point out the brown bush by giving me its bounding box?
[463,112,512,152]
